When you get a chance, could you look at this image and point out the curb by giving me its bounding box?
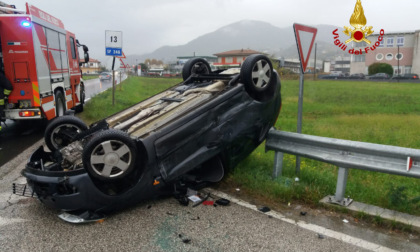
[320,196,420,233]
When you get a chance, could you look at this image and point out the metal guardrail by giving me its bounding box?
[265,129,420,206]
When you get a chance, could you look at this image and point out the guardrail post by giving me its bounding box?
[329,167,353,206]
[272,152,284,178]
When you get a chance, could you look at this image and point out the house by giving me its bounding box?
[213,49,263,68]
[79,58,101,74]
[350,30,420,75]
[331,57,351,74]
[168,56,218,74]
[275,58,301,73]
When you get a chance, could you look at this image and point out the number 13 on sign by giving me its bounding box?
[105,30,122,48]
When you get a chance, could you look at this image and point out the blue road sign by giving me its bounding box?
[106,47,122,56]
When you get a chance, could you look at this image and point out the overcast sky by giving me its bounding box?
[10,0,420,63]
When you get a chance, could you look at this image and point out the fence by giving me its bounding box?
[265,129,420,206]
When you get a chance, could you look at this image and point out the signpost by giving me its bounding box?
[293,23,317,174]
[105,30,122,105]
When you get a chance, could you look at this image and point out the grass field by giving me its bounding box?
[82,75,99,81]
[78,76,420,215]
[79,77,180,124]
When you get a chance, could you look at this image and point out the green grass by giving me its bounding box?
[82,75,99,80]
[78,77,420,215]
[78,76,180,124]
[235,79,420,215]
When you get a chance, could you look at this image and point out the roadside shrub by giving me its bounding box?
[368,63,393,75]
[276,67,299,80]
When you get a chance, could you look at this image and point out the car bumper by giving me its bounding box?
[22,146,151,212]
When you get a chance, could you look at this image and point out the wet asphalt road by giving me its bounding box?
[0,76,124,167]
[1,146,419,251]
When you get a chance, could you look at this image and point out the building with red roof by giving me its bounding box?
[213,49,263,68]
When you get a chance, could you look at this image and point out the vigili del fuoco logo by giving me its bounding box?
[332,0,384,55]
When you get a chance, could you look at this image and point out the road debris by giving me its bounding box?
[178,234,191,244]
[258,206,271,213]
[192,193,210,207]
[188,195,202,203]
[215,198,230,206]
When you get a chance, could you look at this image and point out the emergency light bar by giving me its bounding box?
[21,20,31,27]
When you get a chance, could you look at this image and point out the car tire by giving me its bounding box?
[74,83,85,113]
[55,90,66,116]
[83,129,137,181]
[240,54,275,101]
[44,115,88,151]
[182,58,211,80]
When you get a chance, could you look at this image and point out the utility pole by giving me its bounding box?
[112,57,115,106]
[313,43,317,80]
[397,45,400,80]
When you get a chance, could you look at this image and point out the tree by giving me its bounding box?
[368,63,393,76]
[99,65,107,72]
[144,59,163,66]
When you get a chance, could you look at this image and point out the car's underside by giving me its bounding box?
[15,55,282,222]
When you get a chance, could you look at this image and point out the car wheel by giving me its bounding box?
[240,54,275,101]
[55,90,66,116]
[44,115,88,151]
[83,129,137,181]
[182,58,211,80]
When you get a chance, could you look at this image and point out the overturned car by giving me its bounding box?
[18,54,282,221]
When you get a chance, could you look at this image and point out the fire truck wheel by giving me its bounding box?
[83,129,137,181]
[45,116,88,151]
[74,83,85,113]
[182,58,211,81]
[240,54,276,102]
[55,90,66,116]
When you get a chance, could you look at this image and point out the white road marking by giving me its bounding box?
[208,189,398,252]
[0,216,27,227]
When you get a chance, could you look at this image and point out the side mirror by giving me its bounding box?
[82,45,89,63]
[84,52,89,63]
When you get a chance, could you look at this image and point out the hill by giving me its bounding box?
[126,20,346,64]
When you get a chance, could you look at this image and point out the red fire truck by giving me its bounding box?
[0,2,89,125]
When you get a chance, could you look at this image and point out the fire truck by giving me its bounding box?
[0,2,89,125]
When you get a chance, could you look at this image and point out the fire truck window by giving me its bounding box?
[46,29,62,69]
[70,37,76,59]
[59,33,68,69]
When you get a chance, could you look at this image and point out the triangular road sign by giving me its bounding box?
[293,23,317,73]
[119,58,126,68]
[116,51,126,59]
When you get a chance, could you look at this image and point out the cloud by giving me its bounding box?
[9,0,420,64]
